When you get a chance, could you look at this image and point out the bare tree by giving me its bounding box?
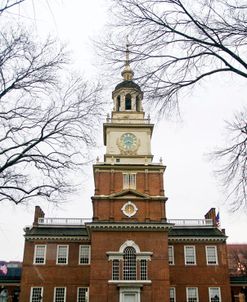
[228,245,247,276]
[0,26,104,204]
[213,109,247,210]
[100,0,247,209]
[0,0,25,15]
[103,0,247,109]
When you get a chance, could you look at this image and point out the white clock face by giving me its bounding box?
[118,133,139,153]
[121,201,138,217]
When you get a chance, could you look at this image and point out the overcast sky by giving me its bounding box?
[0,0,246,261]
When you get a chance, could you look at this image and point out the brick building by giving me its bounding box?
[20,49,231,302]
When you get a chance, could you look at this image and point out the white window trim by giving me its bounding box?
[170,287,176,302]
[56,245,69,265]
[186,287,199,302]
[184,246,197,265]
[77,287,89,302]
[78,245,91,265]
[206,246,218,265]
[53,287,66,302]
[33,245,47,265]
[168,245,175,265]
[208,287,221,302]
[30,286,43,302]
[123,173,136,190]
[119,288,140,302]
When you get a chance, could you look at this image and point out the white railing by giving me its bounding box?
[167,219,213,226]
[38,218,213,226]
[38,217,92,226]
[106,118,151,124]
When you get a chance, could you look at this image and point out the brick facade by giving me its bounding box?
[20,60,231,302]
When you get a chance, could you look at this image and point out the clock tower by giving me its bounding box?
[88,46,171,302]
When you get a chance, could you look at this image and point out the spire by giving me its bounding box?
[121,37,134,81]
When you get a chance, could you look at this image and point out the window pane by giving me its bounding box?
[77,287,88,302]
[168,246,174,265]
[54,288,65,302]
[209,288,221,302]
[79,245,90,264]
[129,174,136,189]
[185,246,196,265]
[140,259,147,280]
[112,260,120,280]
[170,288,176,302]
[207,247,218,265]
[123,247,136,280]
[187,287,198,302]
[123,174,136,189]
[34,245,46,264]
[31,287,43,302]
[57,246,68,264]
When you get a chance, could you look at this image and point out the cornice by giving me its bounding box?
[86,222,173,231]
[168,236,227,243]
[25,236,90,241]
[91,195,167,201]
[93,164,166,172]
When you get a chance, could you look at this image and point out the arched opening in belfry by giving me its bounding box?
[117,95,121,111]
[125,94,131,110]
[136,96,140,112]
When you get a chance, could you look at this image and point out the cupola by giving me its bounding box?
[112,43,143,112]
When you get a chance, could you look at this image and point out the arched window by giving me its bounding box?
[117,95,121,111]
[123,246,136,280]
[125,94,131,110]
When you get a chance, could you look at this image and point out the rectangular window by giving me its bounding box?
[140,259,148,280]
[77,287,89,302]
[123,173,136,189]
[79,245,90,264]
[56,245,68,265]
[54,287,66,302]
[112,259,120,280]
[30,287,43,302]
[206,246,218,265]
[168,246,174,265]
[186,287,199,302]
[170,287,176,302]
[185,246,196,265]
[209,287,221,302]
[33,245,46,264]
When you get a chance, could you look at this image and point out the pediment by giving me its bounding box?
[109,189,149,199]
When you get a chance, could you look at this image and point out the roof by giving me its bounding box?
[114,80,141,91]
[230,275,247,285]
[0,267,21,283]
[25,226,88,237]
[168,227,226,239]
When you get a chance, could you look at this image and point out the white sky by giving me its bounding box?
[0,0,246,261]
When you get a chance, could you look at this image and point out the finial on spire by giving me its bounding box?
[126,35,130,65]
[121,36,134,81]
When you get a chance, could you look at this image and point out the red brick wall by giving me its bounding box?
[169,241,231,302]
[20,240,90,302]
[89,230,170,302]
[94,170,164,197]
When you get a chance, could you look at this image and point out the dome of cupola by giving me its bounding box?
[114,80,141,92]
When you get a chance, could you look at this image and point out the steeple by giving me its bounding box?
[103,46,154,165]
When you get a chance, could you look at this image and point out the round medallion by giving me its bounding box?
[121,201,138,217]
